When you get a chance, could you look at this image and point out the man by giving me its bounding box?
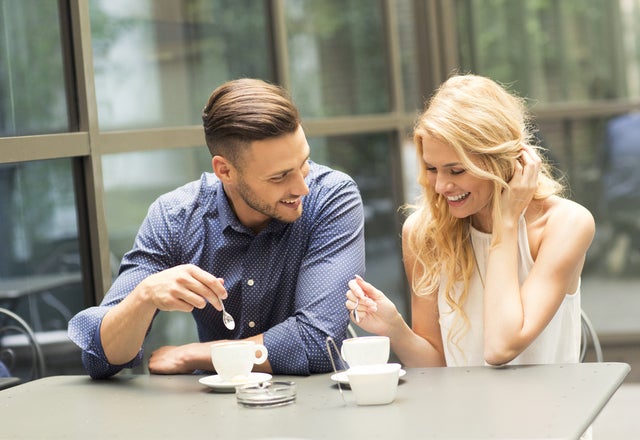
[68,78,365,379]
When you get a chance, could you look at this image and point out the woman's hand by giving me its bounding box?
[502,145,541,223]
[346,275,404,337]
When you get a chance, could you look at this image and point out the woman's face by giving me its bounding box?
[421,134,494,229]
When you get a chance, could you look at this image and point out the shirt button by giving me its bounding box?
[247,279,254,286]
[248,321,256,328]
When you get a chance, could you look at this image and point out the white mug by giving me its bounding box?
[346,362,401,405]
[210,341,268,382]
[341,336,390,367]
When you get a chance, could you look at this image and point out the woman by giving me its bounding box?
[347,74,595,368]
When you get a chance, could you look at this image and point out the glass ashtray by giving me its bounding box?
[236,381,297,408]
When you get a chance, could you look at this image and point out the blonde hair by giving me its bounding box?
[406,74,563,347]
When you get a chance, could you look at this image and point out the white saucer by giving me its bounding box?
[331,369,406,385]
[199,372,272,392]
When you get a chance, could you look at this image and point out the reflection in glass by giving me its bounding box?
[90,0,274,130]
[309,132,407,317]
[0,159,84,377]
[285,0,391,118]
[539,114,640,279]
[0,1,68,136]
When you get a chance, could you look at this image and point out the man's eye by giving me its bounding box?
[270,174,286,182]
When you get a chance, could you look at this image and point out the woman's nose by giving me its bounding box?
[434,174,451,194]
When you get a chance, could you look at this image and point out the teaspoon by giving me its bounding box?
[219,298,235,330]
[352,298,360,323]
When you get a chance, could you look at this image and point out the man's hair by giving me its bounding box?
[201,78,301,166]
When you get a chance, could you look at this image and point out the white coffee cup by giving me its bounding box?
[346,362,401,405]
[340,336,390,367]
[210,341,268,382]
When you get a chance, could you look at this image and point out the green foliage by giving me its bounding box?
[456,0,628,103]
[0,0,68,136]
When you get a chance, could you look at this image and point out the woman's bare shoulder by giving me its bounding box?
[548,196,594,225]
[537,196,595,244]
[402,210,421,235]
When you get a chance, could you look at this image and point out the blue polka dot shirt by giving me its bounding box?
[68,161,365,379]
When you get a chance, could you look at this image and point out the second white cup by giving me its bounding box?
[346,362,402,405]
[210,340,268,382]
[340,335,390,367]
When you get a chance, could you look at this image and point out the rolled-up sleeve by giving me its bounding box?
[68,310,142,379]
[68,196,179,379]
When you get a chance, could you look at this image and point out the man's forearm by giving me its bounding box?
[100,287,157,365]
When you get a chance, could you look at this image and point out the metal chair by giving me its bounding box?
[580,309,603,362]
[0,307,46,383]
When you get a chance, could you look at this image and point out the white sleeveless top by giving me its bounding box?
[438,216,582,366]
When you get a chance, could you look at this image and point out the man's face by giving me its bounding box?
[226,125,311,232]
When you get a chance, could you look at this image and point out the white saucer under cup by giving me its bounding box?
[199,372,272,392]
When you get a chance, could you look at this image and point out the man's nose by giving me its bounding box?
[292,171,310,196]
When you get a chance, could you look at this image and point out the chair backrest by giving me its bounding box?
[580,309,603,362]
[0,307,46,382]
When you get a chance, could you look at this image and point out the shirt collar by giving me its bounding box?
[215,180,289,235]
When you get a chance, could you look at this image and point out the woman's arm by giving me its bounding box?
[483,148,595,364]
[347,214,445,367]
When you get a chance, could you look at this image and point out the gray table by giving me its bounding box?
[0,362,630,439]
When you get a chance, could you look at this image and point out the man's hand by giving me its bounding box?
[137,264,227,313]
[148,343,214,374]
[100,264,227,366]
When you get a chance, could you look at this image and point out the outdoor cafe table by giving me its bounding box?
[0,362,629,439]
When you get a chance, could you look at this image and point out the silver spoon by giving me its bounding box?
[352,298,360,323]
[219,298,235,330]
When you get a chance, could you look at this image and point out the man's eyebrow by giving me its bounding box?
[266,155,310,178]
[266,168,292,178]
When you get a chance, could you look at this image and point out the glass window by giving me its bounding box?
[285,0,391,118]
[90,0,274,130]
[309,132,407,317]
[103,147,212,261]
[396,0,422,112]
[455,0,639,103]
[0,159,84,378]
[0,1,69,136]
